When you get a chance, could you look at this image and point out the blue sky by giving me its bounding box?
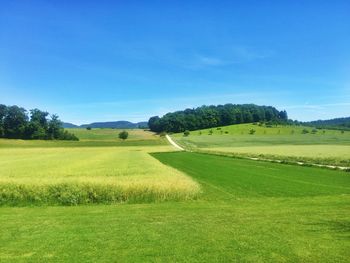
[1,1,349,124]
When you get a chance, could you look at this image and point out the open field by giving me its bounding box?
[174,123,350,137]
[0,144,200,206]
[1,152,349,262]
[200,145,350,167]
[172,123,350,166]
[153,152,350,198]
[0,129,167,149]
[66,128,159,141]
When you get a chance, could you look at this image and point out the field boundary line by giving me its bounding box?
[166,135,185,151]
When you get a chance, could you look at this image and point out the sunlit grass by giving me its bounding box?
[66,128,159,141]
[172,123,350,166]
[0,146,200,205]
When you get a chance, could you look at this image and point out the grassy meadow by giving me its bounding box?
[1,151,349,262]
[0,128,167,148]
[1,127,350,261]
[66,128,159,141]
[172,123,350,166]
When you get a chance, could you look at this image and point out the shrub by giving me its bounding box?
[311,129,317,134]
[159,131,166,137]
[118,131,129,140]
[249,129,256,135]
[86,127,92,130]
[183,130,190,136]
[59,130,79,141]
[302,129,309,134]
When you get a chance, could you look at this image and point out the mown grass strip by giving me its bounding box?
[151,152,350,199]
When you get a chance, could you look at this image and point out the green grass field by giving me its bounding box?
[0,128,167,148]
[66,128,159,141]
[172,123,350,166]
[1,151,349,262]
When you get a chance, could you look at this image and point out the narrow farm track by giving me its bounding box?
[166,134,184,151]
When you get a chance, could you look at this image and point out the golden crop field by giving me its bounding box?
[0,146,200,205]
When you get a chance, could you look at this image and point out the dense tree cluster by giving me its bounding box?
[148,104,288,133]
[0,104,78,140]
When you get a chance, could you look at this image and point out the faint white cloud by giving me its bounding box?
[185,46,273,69]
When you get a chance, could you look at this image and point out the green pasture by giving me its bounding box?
[0,128,166,148]
[1,151,349,262]
[66,128,159,141]
[172,123,350,166]
[174,123,350,136]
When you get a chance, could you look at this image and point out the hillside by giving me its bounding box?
[171,123,350,167]
[63,121,148,129]
[304,117,350,130]
[62,122,79,128]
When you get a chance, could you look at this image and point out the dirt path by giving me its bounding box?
[165,135,184,151]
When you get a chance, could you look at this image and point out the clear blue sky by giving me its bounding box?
[1,1,349,124]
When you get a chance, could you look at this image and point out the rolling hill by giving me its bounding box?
[63,121,148,129]
[304,117,350,130]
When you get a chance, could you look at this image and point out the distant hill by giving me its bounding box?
[63,121,148,129]
[62,122,79,128]
[304,117,350,130]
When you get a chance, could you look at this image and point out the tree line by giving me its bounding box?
[148,104,288,133]
[0,104,78,140]
[303,117,350,131]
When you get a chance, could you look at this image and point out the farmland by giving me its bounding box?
[1,149,349,262]
[2,1,349,261]
[0,128,167,148]
[172,123,350,166]
[0,128,350,261]
[65,128,159,141]
[0,140,199,205]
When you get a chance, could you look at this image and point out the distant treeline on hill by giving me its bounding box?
[148,104,288,133]
[303,117,350,131]
[63,121,148,129]
[0,104,78,140]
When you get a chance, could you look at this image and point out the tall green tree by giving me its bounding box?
[3,106,28,138]
[48,114,63,139]
[0,104,7,137]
